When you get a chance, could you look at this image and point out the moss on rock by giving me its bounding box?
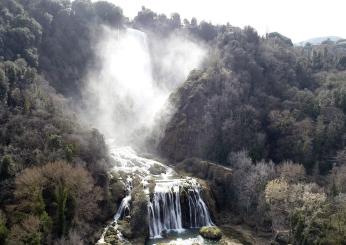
[199,226,223,240]
[104,226,120,245]
[118,220,133,239]
[129,186,148,239]
[148,163,167,175]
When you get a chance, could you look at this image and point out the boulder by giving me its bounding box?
[118,220,133,239]
[274,230,290,244]
[148,163,167,175]
[199,226,223,240]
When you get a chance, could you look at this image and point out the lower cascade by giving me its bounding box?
[98,145,214,243]
[113,176,132,221]
[187,182,214,228]
[148,180,183,238]
[148,179,214,238]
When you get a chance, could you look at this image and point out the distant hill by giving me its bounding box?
[297,36,344,46]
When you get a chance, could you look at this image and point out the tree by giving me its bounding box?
[93,1,123,26]
[277,161,306,183]
[228,151,275,218]
[329,164,346,195]
[265,178,326,238]
[13,161,102,240]
[0,211,8,245]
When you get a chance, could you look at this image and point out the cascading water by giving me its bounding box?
[83,26,213,244]
[187,181,214,228]
[148,178,215,239]
[113,176,132,221]
[149,180,183,238]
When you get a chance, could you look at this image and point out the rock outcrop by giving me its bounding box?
[175,158,233,210]
[199,226,223,240]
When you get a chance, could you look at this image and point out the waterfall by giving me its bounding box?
[96,177,133,245]
[84,26,212,242]
[187,183,214,228]
[148,179,214,238]
[113,176,132,221]
[149,180,183,238]
[82,27,167,147]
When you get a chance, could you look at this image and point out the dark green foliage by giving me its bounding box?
[0,155,15,179]
[0,0,122,243]
[1,0,346,243]
[291,198,346,245]
[0,212,9,245]
[55,183,68,236]
[160,24,346,174]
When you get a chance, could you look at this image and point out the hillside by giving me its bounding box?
[1,1,346,245]
[297,36,344,46]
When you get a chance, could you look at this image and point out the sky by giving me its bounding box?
[100,0,345,43]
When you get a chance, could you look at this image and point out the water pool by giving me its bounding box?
[146,229,221,245]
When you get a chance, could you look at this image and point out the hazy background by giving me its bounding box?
[80,27,205,147]
[97,0,345,43]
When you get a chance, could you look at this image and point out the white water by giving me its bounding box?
[187,181,214,228]
[83,27,167,146]
[82,27,205,148]
[113,176,132,221]
[84,27,213,243]
[149,180,183,238]
[148,178,214,238]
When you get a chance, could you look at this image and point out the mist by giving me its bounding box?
[80,26,206,149]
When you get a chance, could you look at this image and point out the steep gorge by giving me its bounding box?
[80,27,218,244]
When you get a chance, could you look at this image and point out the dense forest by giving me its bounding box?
[1,0,346,244]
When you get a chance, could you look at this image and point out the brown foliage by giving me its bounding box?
[13,161,102,235]
[277,161,306,183]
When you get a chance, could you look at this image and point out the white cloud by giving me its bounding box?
[97,0,346,42]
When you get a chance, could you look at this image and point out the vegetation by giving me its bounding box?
[0,0,124,243]
[153,15,346,243]
[1,0,346,244]
[7,161,102,244]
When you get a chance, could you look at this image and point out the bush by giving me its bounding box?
[13,161,102,240]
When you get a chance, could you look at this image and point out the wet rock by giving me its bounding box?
[148,163,167,175]
[274,230,290,244]
[118,220,133,239]
[129,186,149,239]
[104,226,119,245]
[176,158,233,214]
[105,226,117,237]
[104,235,118,245]
[199,226,223,240]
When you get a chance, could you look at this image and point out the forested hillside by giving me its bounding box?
[160,29,346,172]
[1,0,346,244]
[0,0,125,244]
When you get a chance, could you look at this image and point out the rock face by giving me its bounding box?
[129,185,149,241]
[175,158,232,210]
[199,226,223,240]
[103,226,120,245]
